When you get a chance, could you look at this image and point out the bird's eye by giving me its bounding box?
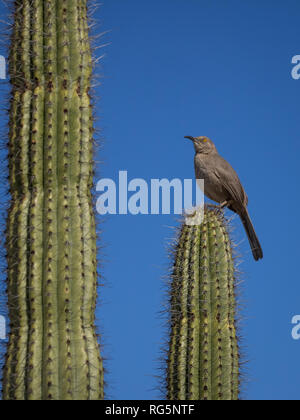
[203,138,207,143]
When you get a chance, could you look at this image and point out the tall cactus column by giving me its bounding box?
[166,207,240,400]
[3,0,104,400]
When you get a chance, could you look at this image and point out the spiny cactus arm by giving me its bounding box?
[166,209,240,400]
[3,0,104,400]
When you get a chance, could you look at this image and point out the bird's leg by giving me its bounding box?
[219,200,233,209]
[219,201,228,208]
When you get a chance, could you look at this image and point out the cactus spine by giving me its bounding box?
[3,0,104,400]
[166,208,240,400]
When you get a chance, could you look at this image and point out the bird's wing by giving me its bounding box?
[212,155,248,206]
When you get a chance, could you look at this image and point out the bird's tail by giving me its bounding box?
[239,209,263,261]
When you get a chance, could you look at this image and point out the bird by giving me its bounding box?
[185,135,263,261]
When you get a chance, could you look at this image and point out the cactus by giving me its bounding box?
[2,0,104,400]
[166,207,240,400]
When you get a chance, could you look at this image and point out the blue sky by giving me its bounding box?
[97,0,300,400]
[1,0,300,400]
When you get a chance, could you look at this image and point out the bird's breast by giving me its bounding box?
[194,155,228,203]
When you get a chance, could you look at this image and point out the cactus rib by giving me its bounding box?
[166,207,240,400]
[3,0,104,400]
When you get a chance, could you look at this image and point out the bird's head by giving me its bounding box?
[184,136,217,154]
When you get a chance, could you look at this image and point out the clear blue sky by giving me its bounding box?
[1,0,300,401]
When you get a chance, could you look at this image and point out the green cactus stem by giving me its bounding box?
[2,0,104,400]
[166,207,240,400]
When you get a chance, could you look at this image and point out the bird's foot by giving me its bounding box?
[185,209,197,218]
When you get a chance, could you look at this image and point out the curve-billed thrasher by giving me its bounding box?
[185,136,263,261]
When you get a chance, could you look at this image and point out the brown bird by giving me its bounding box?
[185,135,263,261]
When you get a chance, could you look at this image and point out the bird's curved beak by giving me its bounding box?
[184,136,195,142]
